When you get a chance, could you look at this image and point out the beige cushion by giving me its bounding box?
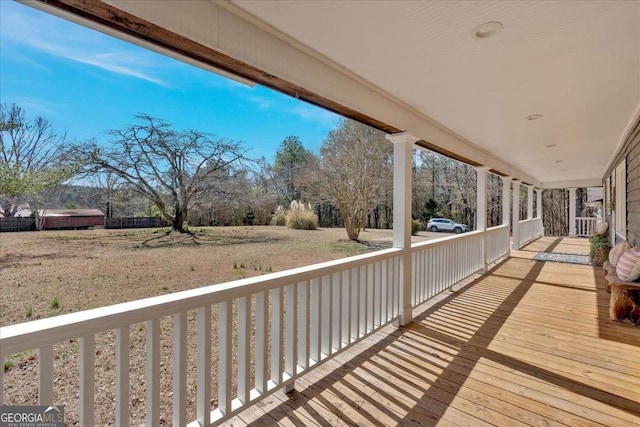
[617,248,640,281]
[596,220,609,235]
[609,241,630,267]
[626,252,640,282]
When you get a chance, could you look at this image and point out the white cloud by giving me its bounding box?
[0,47,50,72]
[7,97,66,116]
[0,2,168,86]
[244,94,273,110]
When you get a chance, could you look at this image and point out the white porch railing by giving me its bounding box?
[534,217,544,238]
[0,248,402,427]
[486,225,510,265]
[0,227,516,426]
[411,231,485,307]
[518,217,544,246]
[576,217,597,237]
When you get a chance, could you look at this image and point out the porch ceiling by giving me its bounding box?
[233,0,640,185]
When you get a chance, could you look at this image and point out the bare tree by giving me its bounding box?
[315,118,392,241]
[411,149,478,228]
[73,114,248,232]
[0,103,73,219]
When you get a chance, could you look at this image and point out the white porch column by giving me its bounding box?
[568,187,577,237]
[501,176,512,256]
[527,185,534,220]
[511,180,522,250]
[386,132,418,326]
[475,166,489,272]
[501,176,512,227]
[536,188,544,236]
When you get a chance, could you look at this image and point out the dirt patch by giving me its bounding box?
[0,226,393,425]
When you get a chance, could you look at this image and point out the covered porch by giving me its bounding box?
[3,235,639,426]
[1,1,639,426]
[231,237,640,426]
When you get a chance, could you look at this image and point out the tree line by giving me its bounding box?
[1,103,580,239]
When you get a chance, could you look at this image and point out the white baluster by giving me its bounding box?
[238,296,251,404]
[219,302,232,415]
[255,292,268,394]
[321,275,331,357]
[411,252,417,306]
[270,288,283,385]
[381,261,388,322]
[375,261,382,328]
[341,271,350,347]
[298,281,310,370]
[310,278,320,364]
[331,272,340,353]
[351,268,359,341]
[197,306,211,426]
[359,266,366,337]
[284,284,297,393]
[367,263,374,333]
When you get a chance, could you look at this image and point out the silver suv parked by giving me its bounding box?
[427,218,469,234]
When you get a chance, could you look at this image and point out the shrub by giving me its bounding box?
[589,235,611,266]
[270,211,287,226]
[286,210,318,230]
[50,298,60,309]
[411,220,421,236]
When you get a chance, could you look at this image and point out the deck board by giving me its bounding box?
[228,237,640,426]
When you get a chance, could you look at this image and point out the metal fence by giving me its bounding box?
[105,217,163,229]
[1,216,163,232]
[0,217,36,232]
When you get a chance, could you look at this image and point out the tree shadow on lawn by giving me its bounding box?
[0,251,77,268]
[359,240,392,251]
[138,229,287,249]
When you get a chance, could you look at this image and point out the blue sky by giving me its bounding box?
[0,1,341,161]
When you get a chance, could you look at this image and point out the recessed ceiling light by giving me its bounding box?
[472,21,503,39]
[526,114,544,121]
[545,144,557,148]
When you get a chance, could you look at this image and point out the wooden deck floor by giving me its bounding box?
[228,237,640,427]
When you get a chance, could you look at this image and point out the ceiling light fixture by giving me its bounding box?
[472,21,503,39]
[526,114,544,121]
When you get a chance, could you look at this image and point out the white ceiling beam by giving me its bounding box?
[541,179,602,189]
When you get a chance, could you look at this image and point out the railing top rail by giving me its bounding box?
[486,224,508,232]
[518,217,541,224]
[0,247,401,355]
[411,230,482,252]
